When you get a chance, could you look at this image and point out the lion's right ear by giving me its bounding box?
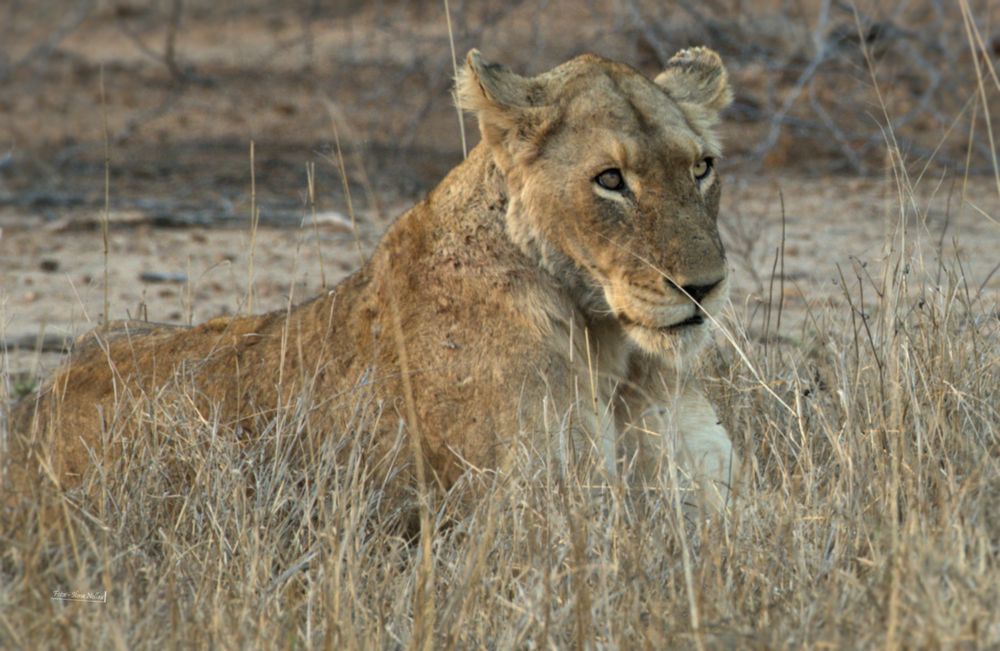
[654,47,732,118]
[456,49,552,164]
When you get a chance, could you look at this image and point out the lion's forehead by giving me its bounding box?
[557,75,710,160]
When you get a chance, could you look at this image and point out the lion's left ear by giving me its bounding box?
[654,47,732,115]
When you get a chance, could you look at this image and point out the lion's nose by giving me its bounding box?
[683,280,721,303]
[666,277,723,303]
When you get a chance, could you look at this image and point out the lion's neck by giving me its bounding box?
[421,144,636,374]
[483,154,614,333]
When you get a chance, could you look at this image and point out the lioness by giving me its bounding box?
[7,47,738,513]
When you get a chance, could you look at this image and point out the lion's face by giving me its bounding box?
[459,48,733,360]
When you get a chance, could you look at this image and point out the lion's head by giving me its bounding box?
[458,47,732,363]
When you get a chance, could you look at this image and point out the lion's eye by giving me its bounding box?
[693,157,714,181]
[595,169,627,192]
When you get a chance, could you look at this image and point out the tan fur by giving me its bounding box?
[5,48,738,513]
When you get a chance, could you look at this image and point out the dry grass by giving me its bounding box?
[2,4,1000,649]
[2,230,997,647]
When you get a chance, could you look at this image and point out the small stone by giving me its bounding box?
[40,259,60,272]
[140,271,188,284]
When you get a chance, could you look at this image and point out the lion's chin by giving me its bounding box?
[621,318,711,368]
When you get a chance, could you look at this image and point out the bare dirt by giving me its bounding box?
[4,174,999,386]
[2,1,999,383]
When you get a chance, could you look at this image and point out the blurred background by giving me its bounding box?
[2,0,999,378]
[2,0,998,226]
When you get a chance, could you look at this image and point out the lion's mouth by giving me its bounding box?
[618,311,705,333]
[670,313,705,329]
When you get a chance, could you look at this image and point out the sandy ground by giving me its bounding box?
[4,173,998,384]
[2,3,998,388]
